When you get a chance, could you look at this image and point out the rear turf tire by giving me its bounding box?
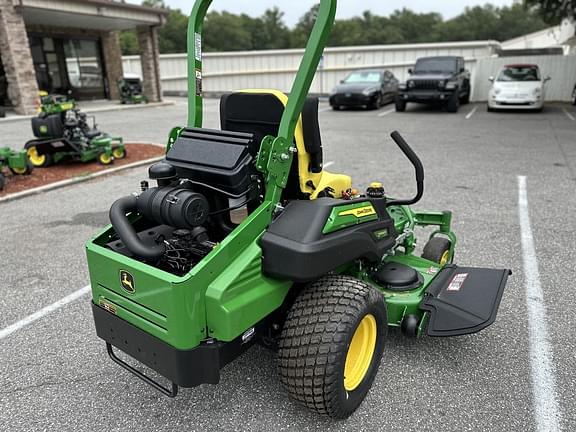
[422,237,452,266]
[278,275,387,419]
[27,146,53,168]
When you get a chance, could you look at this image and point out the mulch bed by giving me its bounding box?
[0,143,164,197]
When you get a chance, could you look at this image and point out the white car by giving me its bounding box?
[488,64,550,112]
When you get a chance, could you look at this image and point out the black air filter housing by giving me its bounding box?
[166,127,256,196]
[32,113,64,138]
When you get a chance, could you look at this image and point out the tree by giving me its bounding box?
[158,9,188,53]
[259,7,291,49]
[119,30,139,55]
[497,4,549,40]
[292,4,320,47]
[203,11,253,51]
[388,9,443,43]
[440,5,501,41]
[525,0,576,23]
[122,1,554,55]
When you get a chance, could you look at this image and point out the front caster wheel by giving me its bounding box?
[97,151,114,166]
[112,147,127,159]
[278,275,387,419]
[10,161,33,175]
[422,237,452,266]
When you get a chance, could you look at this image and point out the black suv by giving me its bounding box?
[396,56,471,113]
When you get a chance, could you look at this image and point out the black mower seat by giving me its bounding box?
[85,129,101,140]
[220,90,351,199]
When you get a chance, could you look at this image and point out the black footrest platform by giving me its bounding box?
[420,265,510,337]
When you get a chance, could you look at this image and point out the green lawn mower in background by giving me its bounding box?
[86,0,510,419]
[118,74,148,105]
[0,147,32,190]
[25,92,125,167]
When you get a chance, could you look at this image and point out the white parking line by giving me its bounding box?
[465,106,478,120]
[563,108,575,121]
[0,285,91,341]
[517,176,562,432]
[323,161,335,169]
[377,108,395,117]
[319,107,333,113]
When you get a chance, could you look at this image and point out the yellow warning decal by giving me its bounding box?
[338,205,377,218]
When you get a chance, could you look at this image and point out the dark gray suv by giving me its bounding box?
[396,56,471,113]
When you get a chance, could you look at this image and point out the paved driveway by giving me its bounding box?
[1,99,575,431]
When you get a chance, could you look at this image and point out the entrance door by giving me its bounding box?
[30,36,68,94]
[63,39,106,100]
[29,35,106,100]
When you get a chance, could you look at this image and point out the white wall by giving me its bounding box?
[474,55,576,101]
[502,19,575,51]
[123,41,499,98]
[123,42,576,102]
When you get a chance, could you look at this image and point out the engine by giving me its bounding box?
[107,127,260,276]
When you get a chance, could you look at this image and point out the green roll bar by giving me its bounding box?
[187,0,337,147]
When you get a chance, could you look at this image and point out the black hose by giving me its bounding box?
[109,195,166,260]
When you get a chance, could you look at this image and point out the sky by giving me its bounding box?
[154,0,516,26]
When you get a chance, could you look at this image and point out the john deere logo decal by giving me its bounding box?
[338,205,377,218]
[119,270,135,294]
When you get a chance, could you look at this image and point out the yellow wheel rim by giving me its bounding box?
[99,153,112,164]
[12,166,27,175]
[344,314,377,392]
[27,147,46,167]
[440,250,450,266]
[112,148,125,159]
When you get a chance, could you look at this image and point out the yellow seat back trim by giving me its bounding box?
[238,89,321,195]
[238,89,351,198]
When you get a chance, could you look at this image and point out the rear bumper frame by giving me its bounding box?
[92,302,251,391]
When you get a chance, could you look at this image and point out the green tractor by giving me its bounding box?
[86,0,510,419]
[0,147,33,190]
[25,93,125,167]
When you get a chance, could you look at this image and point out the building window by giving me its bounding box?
[28,34,106,99]
[64,39,104,91]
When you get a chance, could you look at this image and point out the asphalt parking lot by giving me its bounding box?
[1,98,575,431]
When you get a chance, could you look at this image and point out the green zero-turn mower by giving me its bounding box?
[86,0,511,419]
[24,93,125,168]
[118,74,148,105]
[0,147,33,190]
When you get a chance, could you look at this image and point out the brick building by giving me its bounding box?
[0,0,167,115]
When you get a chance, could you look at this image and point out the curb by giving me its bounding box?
[0,101,175,124]
[0,155,163,204]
